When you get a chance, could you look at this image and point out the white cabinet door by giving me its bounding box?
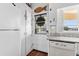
[33,35,49,53]
[37,36,48,53]
[49,46,75,56]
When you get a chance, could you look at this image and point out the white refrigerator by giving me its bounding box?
[0,3,21,56]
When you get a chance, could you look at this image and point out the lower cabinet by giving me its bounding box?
[33,35,49,53]
[49,41,77,56]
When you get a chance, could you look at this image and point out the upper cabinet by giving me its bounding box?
[57,5,79,33]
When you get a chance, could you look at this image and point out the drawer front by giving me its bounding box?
[49,46,75,56]
[49,41,75,50]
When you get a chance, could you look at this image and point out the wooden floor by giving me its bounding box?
[27,49,48,56]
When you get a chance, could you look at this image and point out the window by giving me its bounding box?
[63,10,79,31]
[35,13,47,34]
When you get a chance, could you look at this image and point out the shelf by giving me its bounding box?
[33,11,48,16]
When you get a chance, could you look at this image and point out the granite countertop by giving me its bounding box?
[48,36,79,43]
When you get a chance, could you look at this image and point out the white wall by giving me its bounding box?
[16,3,27,56]
[15,3,33,56]
[16,3,33,56]
[25,5,33,55]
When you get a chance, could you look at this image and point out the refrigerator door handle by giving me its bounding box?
[0,29,19,31]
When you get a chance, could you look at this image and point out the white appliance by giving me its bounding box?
[49,40,76,56]
[0,3,21,56]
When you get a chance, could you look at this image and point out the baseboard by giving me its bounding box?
[26,48,33,55]
[26,49,34,56]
